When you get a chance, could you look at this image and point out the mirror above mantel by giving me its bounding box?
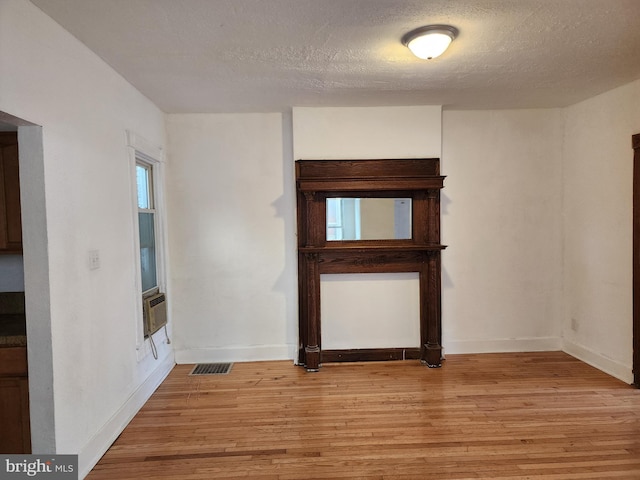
[295,158,446,372]
[326,197,412,241]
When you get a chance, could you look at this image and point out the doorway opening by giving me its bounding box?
[0,111,55,451]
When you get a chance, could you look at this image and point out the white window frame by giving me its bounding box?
[126,131,168,359]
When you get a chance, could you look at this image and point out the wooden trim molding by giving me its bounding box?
[322,348,422,363]
[296,158,446,371]
[633,134,640,387]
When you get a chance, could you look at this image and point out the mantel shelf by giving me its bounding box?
[299,244,447,253]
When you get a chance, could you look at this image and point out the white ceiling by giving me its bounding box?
[30,0,640,113]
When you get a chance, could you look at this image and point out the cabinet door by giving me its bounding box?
[0,377,31,453]
[0,132,22,253]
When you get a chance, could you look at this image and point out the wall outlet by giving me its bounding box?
[88,250,100,270]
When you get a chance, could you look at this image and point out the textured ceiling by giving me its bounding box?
[30,0,640,113]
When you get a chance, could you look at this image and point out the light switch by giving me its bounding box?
[88,250,100,270]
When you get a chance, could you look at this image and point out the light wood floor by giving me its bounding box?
[87,352,640,479]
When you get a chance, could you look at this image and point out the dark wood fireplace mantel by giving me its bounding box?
[296,159,446,371]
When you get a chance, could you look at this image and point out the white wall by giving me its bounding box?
[293,106,442,350]
[441,109,564,354]
[0,1,172,477]
[562,79,640,383]
[293,106,442,160]
[166,113,298,363]
[166,106,573,361]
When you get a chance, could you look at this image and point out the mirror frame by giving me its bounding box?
[296,159,446,371]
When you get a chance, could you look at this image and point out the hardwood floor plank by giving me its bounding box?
[87,352,640,479]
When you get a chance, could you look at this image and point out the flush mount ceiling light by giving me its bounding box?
[402,25,459,60]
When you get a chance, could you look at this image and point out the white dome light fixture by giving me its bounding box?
[402,25,459,60]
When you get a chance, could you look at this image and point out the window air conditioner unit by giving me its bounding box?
[143,292,167,337]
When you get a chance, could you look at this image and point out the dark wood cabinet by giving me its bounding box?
[0,346,30,453]
[0,132,22,254]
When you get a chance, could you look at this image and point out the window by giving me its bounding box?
[136,161,158,294]
[127,131,167,358]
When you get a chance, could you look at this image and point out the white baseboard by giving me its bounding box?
[174,344,295,364]
[78,352,175,479]
[562,340,633,384]
[443,336,563,356]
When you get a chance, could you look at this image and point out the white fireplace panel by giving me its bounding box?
[320,272,420,350]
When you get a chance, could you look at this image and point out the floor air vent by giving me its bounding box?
[189,363,233,375]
